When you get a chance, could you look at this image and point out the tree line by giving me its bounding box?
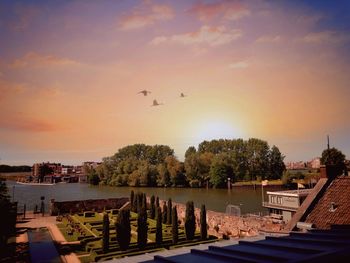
[89,139,286,188]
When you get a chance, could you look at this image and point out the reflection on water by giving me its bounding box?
[6,181,276,214]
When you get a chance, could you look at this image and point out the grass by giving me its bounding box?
[233,179,283,186]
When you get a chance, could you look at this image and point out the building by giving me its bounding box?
[263,189,313,222]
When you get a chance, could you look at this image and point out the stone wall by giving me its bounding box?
[160,200,284,239]
[50,197,129,215]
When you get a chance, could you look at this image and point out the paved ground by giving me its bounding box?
[16,211,80,263]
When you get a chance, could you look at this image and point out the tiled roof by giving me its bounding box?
[305,176,350,229]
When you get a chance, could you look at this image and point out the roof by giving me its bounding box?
[305,176,350,229]
[144,226,350,263]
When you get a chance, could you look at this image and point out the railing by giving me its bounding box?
[262,201,298,211]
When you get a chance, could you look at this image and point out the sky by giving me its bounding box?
[1,0,350,165]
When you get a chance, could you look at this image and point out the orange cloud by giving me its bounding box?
[150,25,241,46]
[228,60,249,69]
[0,114,58,132]
[119,2,174,30]
[188,0,250,21]
[9,52,81,69]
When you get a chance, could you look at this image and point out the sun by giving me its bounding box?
[194,119,242,143]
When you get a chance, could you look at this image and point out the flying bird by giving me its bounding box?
[138,90,151,96]
[180,93,186,98]
[152,99,163,106]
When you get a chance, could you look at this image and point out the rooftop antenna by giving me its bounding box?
[327,135,330,150]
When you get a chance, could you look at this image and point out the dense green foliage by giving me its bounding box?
[200,205,207,240]
[321,147,346,166]
[137,207,148,249]
[89,139,285,188]
[102,213,109,253]
[116,209,131,250]
[185,201,196,240]
[155,207,162,245]
[167,198,172,225]
[172,206,178,244]
[0,165,31,173]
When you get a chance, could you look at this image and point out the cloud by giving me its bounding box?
[188,0,250,21]
[256,35,281,43]
[9,52,81,69]
[150,25,242,47]
[228,61,249,69]
[0,115,58,132]
[299,31,350,44]
[0,80,27,101]
[119,2,174,30]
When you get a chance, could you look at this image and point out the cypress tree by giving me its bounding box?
[172,206,178,244]
[142,193,147,210]
[167,198,172,225]
[155,196,159,208]
[137,192,142,213]
[185,201,196,240]
[137,206,148,249]
[133,192,138,213]
[150,195,155,219]
[200,204,207,240]
[116,208,131,250]
[155,207,162,246]
[162,202,167,224]
[130,190,135,212]
[102,213,109,253]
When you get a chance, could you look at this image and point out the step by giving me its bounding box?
[266,235,348,247]
[190,248,260,263]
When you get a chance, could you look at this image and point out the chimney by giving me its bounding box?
[320,164,344,180]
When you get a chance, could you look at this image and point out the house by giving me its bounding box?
[263,188,313,222]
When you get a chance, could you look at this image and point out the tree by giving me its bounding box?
[185,146,197,158]
[88,169,100,185]
[150,195,155,219]
[142,193,147,210]
[268,145,286,180]
[321,147,346,166]
[130,190,135,212]
[172,206,178,244]
[200,205,207,240]
[137,207,148,249]
[167,198,172,225]
[162,202,168,224]
[102,213,109,253]
[185,201,196,240]
[155,207,162,246]
[209,153,232,188]
[116,209,131,250]
[155,196,160,208]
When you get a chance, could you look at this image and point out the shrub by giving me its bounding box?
[116,209,131,250]
[167,198,172,225]
[200,204,207,240]
[172,206,178,244]
[162,202,167,224]
[150,195,155,219]
[137,207,148,249]
[102,213,109,253]
[155,207,162,246]
[185,201,196,240]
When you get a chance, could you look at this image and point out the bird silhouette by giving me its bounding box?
[180,93,186,98]
[151,99,163,106]
[138,90,151,96]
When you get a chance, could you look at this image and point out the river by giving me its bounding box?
[6,181,278,214]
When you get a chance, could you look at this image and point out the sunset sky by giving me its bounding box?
[1,0,350,165]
